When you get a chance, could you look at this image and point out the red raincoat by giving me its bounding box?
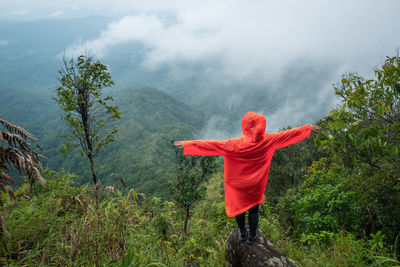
[183,111,311,217]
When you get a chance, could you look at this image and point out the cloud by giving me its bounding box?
[199,115,241,140]
[62,0,400,133]
[65,1,400,78]
[0,40,9,46]
[65,15,162,58]
[10,10,30,15]
[49,10,64,17]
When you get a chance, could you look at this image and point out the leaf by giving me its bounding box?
[0,215,10,237]
[33,167,46,187]
[392,145,399,156]
[1,171,17,186]
[0,118,45,194]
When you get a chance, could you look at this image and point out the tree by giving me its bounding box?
[317,54,400,172]
[277,159,363,238]
[169,144,216,234]
[316,53,400,248]
[54,55,121,185]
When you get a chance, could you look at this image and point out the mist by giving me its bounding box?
[3,0,400,137]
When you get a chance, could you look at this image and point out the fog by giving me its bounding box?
[3,0,400,136]
[63,1,400,78]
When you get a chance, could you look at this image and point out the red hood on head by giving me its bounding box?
[241,112,266,142]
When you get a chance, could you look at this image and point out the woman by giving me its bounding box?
[174,111,319,244]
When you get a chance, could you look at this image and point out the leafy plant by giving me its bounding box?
[316,53,400,250]
[54,54,121,185]
[0,118,45,255]
[372,256,400,267]
[0,118,45,197]
[169,144,216,234]
[278,160,363,238]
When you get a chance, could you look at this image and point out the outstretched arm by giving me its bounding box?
[174,140,229,156]
[270,124,319,149]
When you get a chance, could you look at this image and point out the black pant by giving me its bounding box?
[235,204,259,237]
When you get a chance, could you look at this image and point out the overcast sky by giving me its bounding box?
[4,0,400,79]
[3,1,400,71]
[2,0,400,134]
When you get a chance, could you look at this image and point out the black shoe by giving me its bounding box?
[238,228,247,241]
[246,233,257,245]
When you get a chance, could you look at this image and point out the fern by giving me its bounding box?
[0,118,45,197]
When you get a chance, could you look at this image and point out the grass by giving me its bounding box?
[0,170,397,266]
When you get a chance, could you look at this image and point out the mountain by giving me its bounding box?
[0,16,335,134]
[40,87,206,195]
[0,15,335,193]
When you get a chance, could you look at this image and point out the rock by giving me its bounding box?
[226,229,295,267]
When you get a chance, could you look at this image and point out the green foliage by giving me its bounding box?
[372,256,400,267]
[0,169,397,266]
[0,170,230,266]
[278,159,363,238]
[169,145,216,234]
[264,216,394,267]
[316,54,400,249]
[300,231,335,247]
[54,54,121,184]
[273,54,400,261]
[317,54,400,170]
[45,87,206,195]
[100,87,205,195]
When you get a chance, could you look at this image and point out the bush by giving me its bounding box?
[278,159,363,237]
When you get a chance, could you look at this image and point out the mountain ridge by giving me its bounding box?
[41,86,206,194]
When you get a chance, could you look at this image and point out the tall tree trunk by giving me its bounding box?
[184,207,190,234]
[83,121,97,184]
[79,90,97,185]
[88,152,97,185]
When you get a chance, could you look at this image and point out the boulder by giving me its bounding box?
[226,229,295,267]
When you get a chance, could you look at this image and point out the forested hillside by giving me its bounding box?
[50,87,206,194]
[1,86,205,195]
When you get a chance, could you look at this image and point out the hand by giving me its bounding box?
[174,141,184,148]
[311,125,320,132]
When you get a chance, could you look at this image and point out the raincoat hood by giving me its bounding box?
[241,112,266,142]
